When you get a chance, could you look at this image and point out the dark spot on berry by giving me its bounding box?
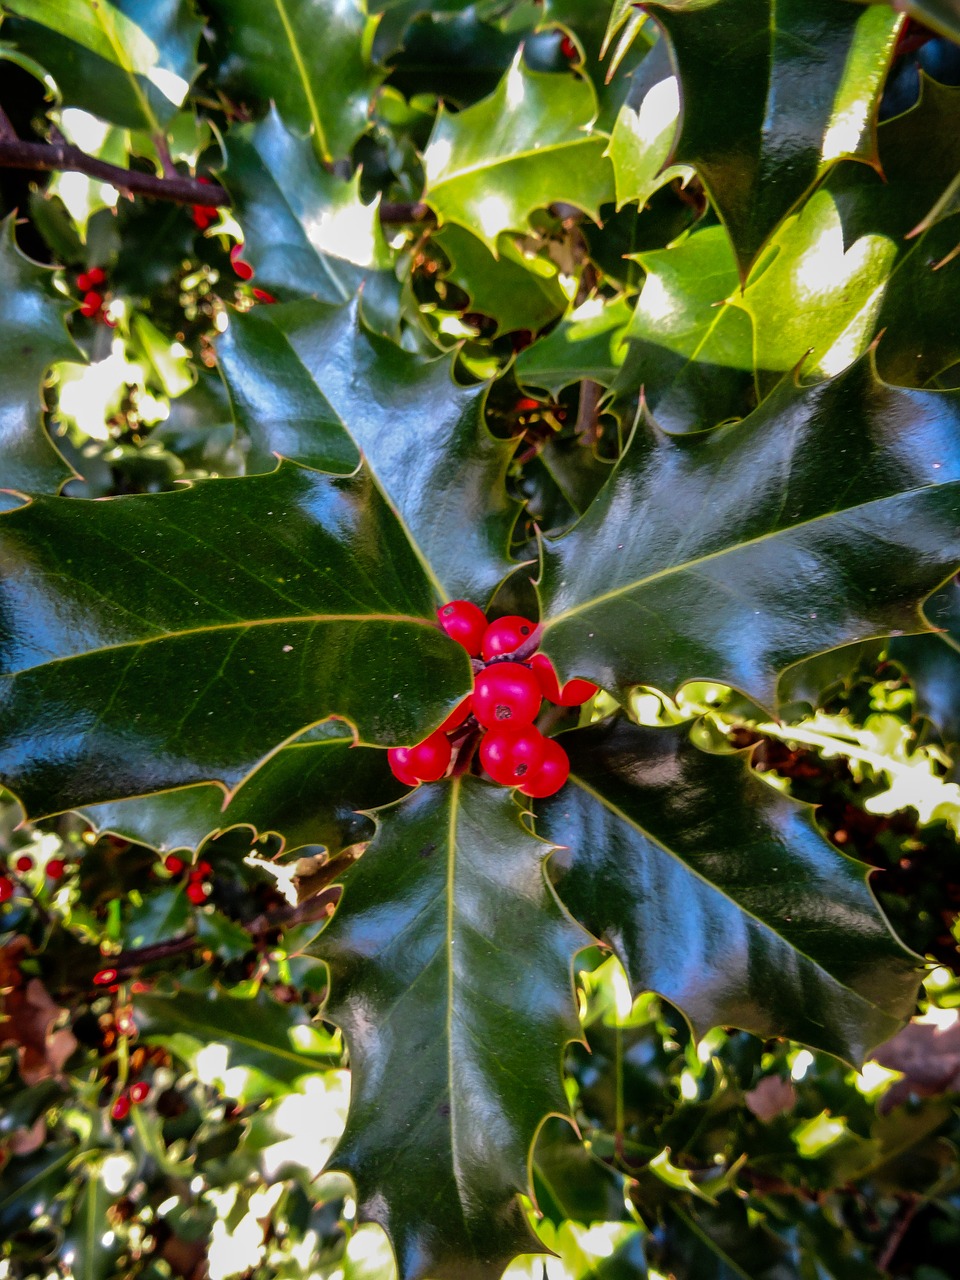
[495,704,511,720]
[516,764,528,776]
[520,626,530,635]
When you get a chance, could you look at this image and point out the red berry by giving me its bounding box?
[192,204,218,230]
[388,748,421,786]
[481,615,537,661]
[518,737,570,798]
[473,662,542,729]
[14,854,33,873]
[230,243,255,280]
[194,860,213,878]
[111,1094,130,1121]
[94,968,118,986]
[0,876,14,903]
[438,696,473,735]
[164,855,185,875]
[79,290,103,318]
[186,882,208,905]
[46,858,66,880]
[560,34,578,60]
[129,1081,150,1104]
[529,654,598,707]
[516,397,541,412]
[479,725,546,786]
[251,287,277,304]
[437,600,488,655]
[398,731,452,783]
[86,266,106,286]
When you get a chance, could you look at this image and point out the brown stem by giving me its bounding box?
[877,1194,922,1272]
[0,104,16,142]
[379,200,434,225]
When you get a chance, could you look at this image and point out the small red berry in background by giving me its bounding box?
[473,662,541,729]
[529,653,598,706]
[0,876,14,903]
[79,290,104,319]
[438,697,473,735]
[77,266,106,291]
[111,1094,130,1121]
[437,599,488,655]
[46,858,66,880]
[481,614,537,660]
[129,1081,150,1104]
[388,730,452,785]
[94,968,118,986]
[480,725,546,786]
[164,854,185,875]
[191,177,219,230]
[230,243,255,281]
[193,860,213,878]
[251,286,277,304]
[518,736,570,797]
[559,34,578,61]
[186,881,208,905]
[14,854,33,873]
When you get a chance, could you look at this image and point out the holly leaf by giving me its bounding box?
[537,357,960,709]
[204,0,382,162]
[0,1144,74,1238]
[515,295,633,396]
[539,719,918,1062]
[608,38,693,211]
[2,0,201,132]
[645,0,902,275]
[423,55,615,251]
[316,778,587,1280]
[0,462,470,819]
[0,217,78,511]
[852,0,960,45]
[216,299,519,604]
[62,1169,123,1280]
[433,225,567,337]
[79,722,403,855]
[222,108,390,305]
[612,224,756,433]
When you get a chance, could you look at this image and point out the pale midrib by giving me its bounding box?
[569,771,896,1016]
[432,135,602,189]
[87,0,161,136]
[157,1016,332,1070]
[8,611,433,678]
[272,0,328,159]
[542,479,951,628]
[445,780,463,1202]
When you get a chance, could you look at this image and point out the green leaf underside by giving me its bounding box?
[423,56,615,249]
[223,108,389,304]
[217,299,519,604]
[79,725,404,855]
[538,357,960,708]
[540,720,918,1062]
[646,0,901,276]
[2,0,201,131]
[317,778,587,1280]
[514,295,633,396]
[204,0,382,162]
[0,463,471,818]
[0,218,78,508]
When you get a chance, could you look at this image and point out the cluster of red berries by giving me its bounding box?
[0,853,69,903]
[229,243,276,304]
[76,266,114,324]
[191,175,219,230]
[164,854,213,905]
[111,1079,150,1121]
[388,601,597,798]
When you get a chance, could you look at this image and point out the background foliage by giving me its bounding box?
[3,1,960,1278]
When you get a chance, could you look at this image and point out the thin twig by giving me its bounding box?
[0,104,16,141]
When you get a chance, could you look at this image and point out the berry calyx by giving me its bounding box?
[529,654,598,706]
[481,615,537,660]
[164,854,185,875]
[46,858,66,880]
[186,881,208,905]
[0,876,14,903]
[390,730,452,784]
[473,662,542,729]
[111,1094,130,1121]
[479,725,546,786]
[14,854,33,873]
[437,599,488,655]
[518,737,570,798]
[129,1081,150,1104]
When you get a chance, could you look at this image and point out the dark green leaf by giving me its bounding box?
[317,777,587,1280]
[539,719,918,1061]
[658,1201,797,1280]
[539,358,960,708]
[2,0,201,131]
[515,295,633,396]
[645,0,901,275]
[62,1168,123,1280]
[222,108,390,304]
[0,463,470,818]
[0,217,77,510]
[0,1144,73,1237]
[205,0,382,162]
[423,56,615,250]
[217,298,519,603]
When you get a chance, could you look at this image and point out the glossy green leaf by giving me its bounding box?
[515,295,633,396]
[423,56,615,251]
[539,719,918,1061]
[645,0,902,275]
[433,225,567,337]
[0,463,470,819]
[317,778,587,1280]
[80,722,403,855]
[0,1145,74,1237]
[217,298,519,603]
[853,0,960,44]
[135,985,340,1099]
[223,108,390,304]
[608,39,693,211]
[538,358,960,707]
[0,218,77,511]
[612,224,756,433]
[659,1201,797,1280]
[204,0,382,162]
[62,1169,122,1280]
[2,0,201,131]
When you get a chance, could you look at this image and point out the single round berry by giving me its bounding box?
[86,266,106,287]
[518,737,570,798]
[529,654,599,707]
[388,748,421,786]
[193,860,213,878]
[481,615,537,661]
[80,290,103,318]
[479,725,547,786]
[14,854,33,873]
[230,243,255,280]
[437,600,488,655]
[560,34,578,60]
[46,858,66,880]
[94,968,118,986]
[0,876,14,904]
[164,854,185,875]
[129,1081,150,1104]
[473,662,542,729]
[111,1094,130,1121]
[186,882,208,905]
[438,696,473,735]
[405,731,453,782]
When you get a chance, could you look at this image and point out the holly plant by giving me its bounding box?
[3,1,960,1277]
